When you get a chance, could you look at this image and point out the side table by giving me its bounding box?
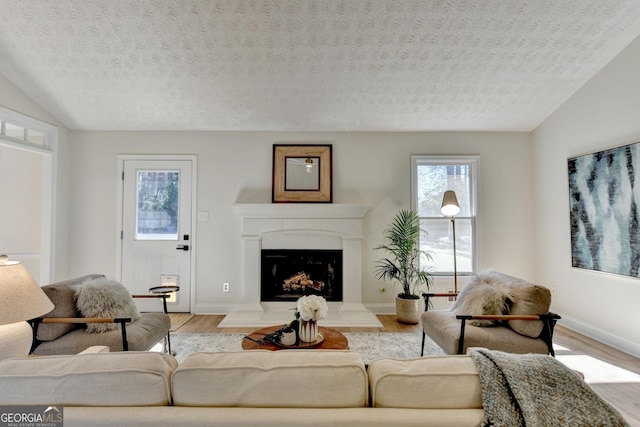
[134,285,180,355]
[148,285,180,314]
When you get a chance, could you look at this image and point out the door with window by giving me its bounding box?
[120,159,193,313]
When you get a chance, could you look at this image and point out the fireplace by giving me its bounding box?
[221,202,382,328]
[261,249,343,302]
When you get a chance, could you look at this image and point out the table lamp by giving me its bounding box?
[440,191,461,293]
[0,254,54,360]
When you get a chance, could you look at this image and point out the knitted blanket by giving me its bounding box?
[469,349,629,427]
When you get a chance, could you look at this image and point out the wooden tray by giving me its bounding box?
[273,333,324,349]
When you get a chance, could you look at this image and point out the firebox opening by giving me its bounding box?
[261,249,343,302]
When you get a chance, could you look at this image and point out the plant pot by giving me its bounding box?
[395,295,422,324]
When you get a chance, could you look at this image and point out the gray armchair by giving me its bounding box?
[30,275,170,355]
[421,271,560,356]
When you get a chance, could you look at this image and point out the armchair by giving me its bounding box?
[30,275,170,356]
[421,271,560,356]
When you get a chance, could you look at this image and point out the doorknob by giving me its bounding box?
[176,245,189,251]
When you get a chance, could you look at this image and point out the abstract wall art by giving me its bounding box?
[568,141,640,277]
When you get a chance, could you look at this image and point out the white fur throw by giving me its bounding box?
[451,270,513,327]
[74,278,141,333]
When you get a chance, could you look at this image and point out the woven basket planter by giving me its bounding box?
[395,296,422,324]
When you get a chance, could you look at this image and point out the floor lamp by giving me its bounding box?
[441,191,461,293]
[0,254,54,360]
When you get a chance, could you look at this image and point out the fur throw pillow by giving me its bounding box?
[451,270,513,327]
[74,278,141,333]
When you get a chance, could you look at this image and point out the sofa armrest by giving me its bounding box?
[455,313,561,356]
[41,317,132,324]
[419,292,460,357]
[131,294,168,300]
[31,317,132,353]
[131,293,169,314]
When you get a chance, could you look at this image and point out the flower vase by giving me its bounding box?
[298,319,318,343]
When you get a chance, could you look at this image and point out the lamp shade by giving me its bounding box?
[441,190,461,217]
[0,255,54,325]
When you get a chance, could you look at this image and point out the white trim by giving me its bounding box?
[0,105,58,283]
[559,313,640,358]
[116,154,198,312]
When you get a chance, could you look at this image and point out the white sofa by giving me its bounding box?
[0,350,485,426]
[0,348,627,426]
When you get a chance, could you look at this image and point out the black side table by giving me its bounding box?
[148,285,180,355]
[148,285,180,314]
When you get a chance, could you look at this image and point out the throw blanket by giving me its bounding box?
[469,349,629,427]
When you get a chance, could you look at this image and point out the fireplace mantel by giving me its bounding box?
[219,202,382,328]
[232,203,371,219]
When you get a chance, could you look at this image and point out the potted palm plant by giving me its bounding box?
[375,209,433,324]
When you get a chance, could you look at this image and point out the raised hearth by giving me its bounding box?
[220,203,382,328]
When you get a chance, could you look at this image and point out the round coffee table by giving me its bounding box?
[242,325,349,351]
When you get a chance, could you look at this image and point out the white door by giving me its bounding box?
[120,159,193,313]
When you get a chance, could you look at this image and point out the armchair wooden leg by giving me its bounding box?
[421,331,426,357]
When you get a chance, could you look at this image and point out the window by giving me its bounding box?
[135,170,180,240]
[1,120,47,147]
[411,156,478,275]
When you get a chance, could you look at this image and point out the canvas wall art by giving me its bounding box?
[568,141,640,277]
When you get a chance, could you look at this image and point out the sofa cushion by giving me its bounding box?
[172,350,368,408]
[423,310,550,355]
[452,270,513,326]
[368,356,483,409]
[507,279,551,338]
[38,274,105,341]
[32,312,170,355]
[74,278,141,333]
[0,352,177,406]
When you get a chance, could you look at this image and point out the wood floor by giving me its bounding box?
[174,315,640,425]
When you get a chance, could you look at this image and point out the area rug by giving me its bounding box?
[169,332,445,364]
[169,313,195,332]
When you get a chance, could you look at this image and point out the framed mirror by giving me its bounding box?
[272,144,332,203]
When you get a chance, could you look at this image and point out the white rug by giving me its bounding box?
[169,332,445,364]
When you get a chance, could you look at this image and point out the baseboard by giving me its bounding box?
[559,313,640,358]
[192,303,236,315]
[365,303,396,314]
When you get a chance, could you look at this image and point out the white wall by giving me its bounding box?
[68,131,533,313]
[533,36,640,357]
[0,146,42,256]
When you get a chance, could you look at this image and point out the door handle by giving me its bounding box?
[176,245,189,251]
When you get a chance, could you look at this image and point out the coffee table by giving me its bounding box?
[242,325,349,351]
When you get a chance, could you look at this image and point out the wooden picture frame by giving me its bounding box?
[272,144,332,203]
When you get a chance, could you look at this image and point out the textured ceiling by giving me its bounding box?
[0,0,639,132]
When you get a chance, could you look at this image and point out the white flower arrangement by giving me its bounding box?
[296,295,328,322]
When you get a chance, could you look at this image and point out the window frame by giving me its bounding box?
[0,108,54,152]
[410,155,479,276]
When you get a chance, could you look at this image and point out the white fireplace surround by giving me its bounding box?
[218,203,382,328]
